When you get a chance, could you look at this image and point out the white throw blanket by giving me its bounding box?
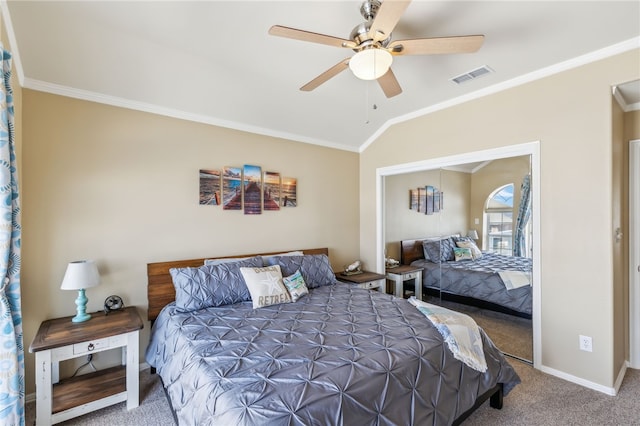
[408,297,487,372]
[498,270,531,290]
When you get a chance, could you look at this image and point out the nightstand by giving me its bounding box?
[386,265,423,300]
[29,307,143,425]
[335,270,386,292]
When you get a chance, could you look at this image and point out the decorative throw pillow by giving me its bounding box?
[240,265,291,309]
[422,237,456,263]
[454,247,474,261]
[456,240,483,260]
[171,256,263,312]
[282,269,309,302]
[265,254,336,289]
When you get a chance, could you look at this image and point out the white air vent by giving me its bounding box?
[451,65,494,85]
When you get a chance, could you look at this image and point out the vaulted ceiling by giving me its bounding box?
[4,1,640,152]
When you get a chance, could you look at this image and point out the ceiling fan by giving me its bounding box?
[269,0,484,98]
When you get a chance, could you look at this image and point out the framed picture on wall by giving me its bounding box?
[409,189,418,210]
[263,171,281,211]
[199,169,221,205]
[433,188,440,213]
[222,166,242,210]
[417,187,426,213]
[243,164,262,215]
[426,185,434,215]
[281,177,297,207]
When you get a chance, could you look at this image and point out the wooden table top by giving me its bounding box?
[335,270,386,284]
[385,264,423,275]
[30,307,143,353]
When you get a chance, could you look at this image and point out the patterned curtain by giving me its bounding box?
[0,46,24,426]
[513,173,531,257]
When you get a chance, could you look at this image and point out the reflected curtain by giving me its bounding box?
[0,46,24,426]
[513,174,531,257]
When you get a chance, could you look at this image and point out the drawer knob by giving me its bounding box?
[87,343,94,351]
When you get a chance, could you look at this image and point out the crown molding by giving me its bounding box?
[360,36,640,153]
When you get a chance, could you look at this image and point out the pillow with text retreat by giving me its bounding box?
[422,237,456,263]
[240,265,291,309]
[454,247,474,261]
[170,256,263,312]
[265,254,336,289]
[282,269,309,302]
[455,239,483,260]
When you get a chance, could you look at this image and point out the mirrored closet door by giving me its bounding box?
[383,155,534,364]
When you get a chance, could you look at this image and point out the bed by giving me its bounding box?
[401,237,533,319]
[145,247,520,425]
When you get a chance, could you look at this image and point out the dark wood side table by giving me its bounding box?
[386,265,423,300]
[335,270,386,292]
[29,307,143,425]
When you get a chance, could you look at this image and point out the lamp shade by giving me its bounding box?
[349,48,393,80]
[61,260,100,290]
[467,229,479,240]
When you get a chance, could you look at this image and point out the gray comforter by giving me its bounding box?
[412,253,532,317]
[146,284,520,425]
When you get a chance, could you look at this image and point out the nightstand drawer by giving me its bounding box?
[402,272,418,280]
[72,334,126,355]
[358,280,380,290]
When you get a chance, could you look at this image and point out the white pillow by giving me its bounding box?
[240,265,291,309]
[282,269,309,302]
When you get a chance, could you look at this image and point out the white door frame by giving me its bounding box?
[630,139,640,368]
[375,141,541,369]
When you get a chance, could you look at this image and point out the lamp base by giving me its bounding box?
[71,288,92,323]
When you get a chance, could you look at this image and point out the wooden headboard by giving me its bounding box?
[147,248,329,322]
[400,239,426,265]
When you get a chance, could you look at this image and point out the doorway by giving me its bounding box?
[376,141,541,369]
[630,139,640,368]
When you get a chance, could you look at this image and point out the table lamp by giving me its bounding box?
[60,260,101,323]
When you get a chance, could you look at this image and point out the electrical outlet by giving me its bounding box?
[579,335,593,352]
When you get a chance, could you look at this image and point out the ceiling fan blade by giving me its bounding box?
[389,35,485,55]
[269,25,356,49]
[378,68,402,98]
[300,58,351,92]
[368,0,411,42]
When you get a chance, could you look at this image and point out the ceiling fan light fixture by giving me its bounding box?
[349,48,392,80]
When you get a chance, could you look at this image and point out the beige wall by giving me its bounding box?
[360,49,640,388]
[20,90,360,394]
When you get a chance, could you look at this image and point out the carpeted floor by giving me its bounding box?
[25,364,640,425]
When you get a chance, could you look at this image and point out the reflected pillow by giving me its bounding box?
[240,265,291,309]
[422,237,456,263]
[282,269,309,302]
[171,256,263,312]
[455,240,483,260]
[265,254,336,288]
[454,247,474,261]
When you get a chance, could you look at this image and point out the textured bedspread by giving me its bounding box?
[413,253,532,316]
[146,284,520,425]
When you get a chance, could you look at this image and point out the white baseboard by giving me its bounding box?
[25,362,152,404]
[539,363,624,396]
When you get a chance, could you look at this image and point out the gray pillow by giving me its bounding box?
[264,254,336,289]
[171,256,263,312]
[422,238,456,263]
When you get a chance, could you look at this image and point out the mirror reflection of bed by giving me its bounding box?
[384,155,533,363]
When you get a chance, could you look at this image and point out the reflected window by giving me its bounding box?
[483,184,513,256]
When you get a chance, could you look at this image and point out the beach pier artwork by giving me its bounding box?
[223,166,242,210]
[199,169,221,205]
[243,164,262,215]
[281,177,297,207]
[263,171,281,211]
